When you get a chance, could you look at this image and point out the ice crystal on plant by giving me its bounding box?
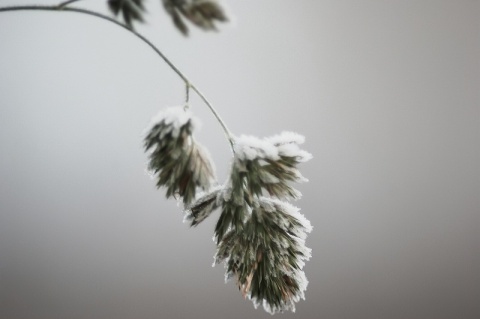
[144,106,215,205]
[146,117,313,314]
[184,185,223,226]
[231,132,312,202]
[214,198,312,314]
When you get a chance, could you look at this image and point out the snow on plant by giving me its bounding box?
[0,0,312,314]
[144,106,216,205]
[187,133,313,313]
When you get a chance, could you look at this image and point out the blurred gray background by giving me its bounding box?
[1,0,479,318]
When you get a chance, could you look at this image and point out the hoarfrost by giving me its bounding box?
[234,135,279,161]
[144,106,201,137]
[266,131,305,146]
[259,197,313,234]
[183,185,223,225]
[234,132,312,168]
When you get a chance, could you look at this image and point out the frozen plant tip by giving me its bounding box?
[182,131,313,313]
[144,106,216,205]
[214,198,312,314]
[215,133,312,313]
[232,133,313,202]
[0,0,312,314]
[212,133,313,241]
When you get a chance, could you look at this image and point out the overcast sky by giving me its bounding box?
[1,1,479,318]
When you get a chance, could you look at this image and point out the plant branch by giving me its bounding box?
[0,3,236,151]
[184,83,190,108]
[57,0,82,9]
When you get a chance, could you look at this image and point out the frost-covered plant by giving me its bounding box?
[184,132,313,314]
[144,107,216,205]
[0,0,312,314]
[213,198,312,313]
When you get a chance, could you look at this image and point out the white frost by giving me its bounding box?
[234,135,279,161]
[234,132,312,163]
[144,106,201,137]
[261,198,312,231]
[266,131,305,146]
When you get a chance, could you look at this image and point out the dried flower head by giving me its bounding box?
[232,132,312,202]
[180,130,312,312]
[162,0,228,35]
[191,130,313,241]
[215,198,312,314]
[108,0,145,28]
[144,106,216,205]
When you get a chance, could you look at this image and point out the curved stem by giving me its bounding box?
[190,85,235,149]
[0,4,236,151]
[184,83,191,109]
[57,0,82,8]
